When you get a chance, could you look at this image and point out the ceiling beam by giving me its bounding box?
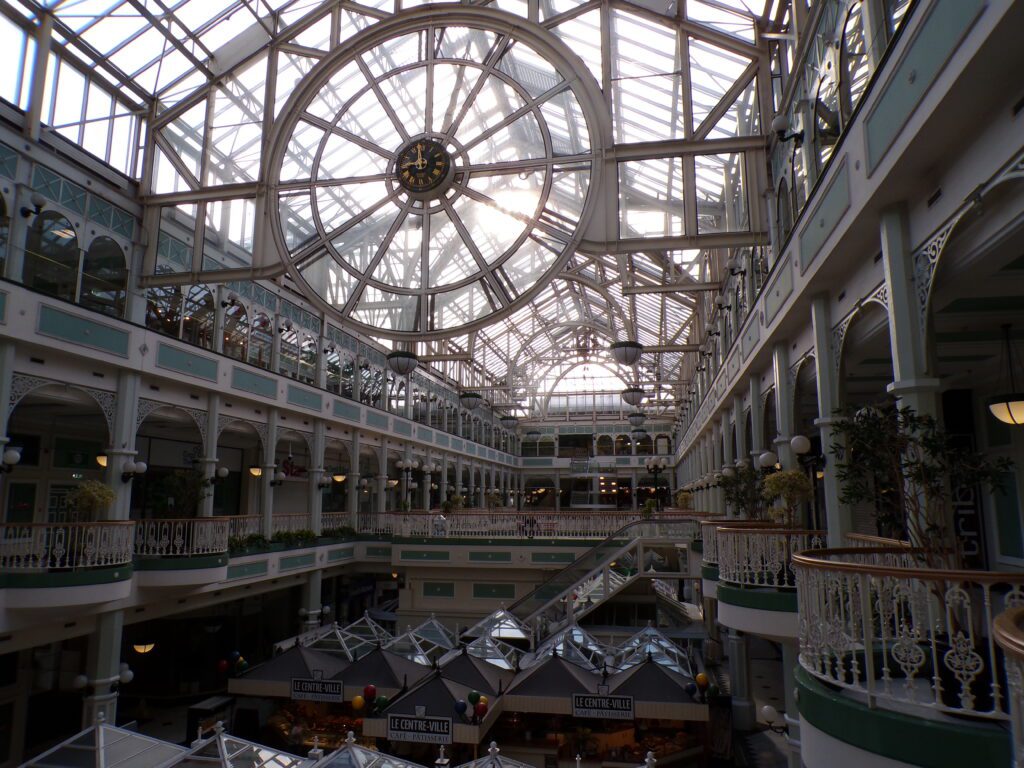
[622,282,721,294]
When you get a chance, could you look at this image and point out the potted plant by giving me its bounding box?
[641,499,657,519]
[229,533,269,555]
[762,470,814,527]
[719,464,766,519]
[673,490,694,510]
[67,480,117,519]
[485,491,503,510]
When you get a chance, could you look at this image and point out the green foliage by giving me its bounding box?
[67,480,117,517]
[762,469,814,526]
[271,529,318,546]
[673,490,694,510]
[321,525,356,539]
[152,470,210,516]
[485,491,503,509]
[229,533,268,553]
[719,464,765,519]
[830,402,1012,564]
[449,494,465,510]
[641,499,657,518]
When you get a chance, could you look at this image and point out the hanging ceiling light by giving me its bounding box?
[622,387,645,406]
[628,411,646,428]
[500,415,519,429]
[631,428,648,441]
[609,340,643,366]
[526,429,541,441]
[386,349,419,376]
[989,324,1024,426]
[460,392,482,410]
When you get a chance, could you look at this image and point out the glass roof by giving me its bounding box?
[5,0,778,412]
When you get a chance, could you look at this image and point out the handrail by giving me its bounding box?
[794,547,1024,722]
[699,518,775,566]
[995,605,1024,660]
[134,517,230,557]
[994,605,1024,768]
[228,515,261,539]
[717,527,825,588]
[0,521,135,570]
[844,532,912,548]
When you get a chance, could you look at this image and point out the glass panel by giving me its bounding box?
[23,212,80,301]
[79,236,126,317]
[618,158,684,238]
[695,152,747,234]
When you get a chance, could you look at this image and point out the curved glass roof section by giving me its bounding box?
[5,0,774,407]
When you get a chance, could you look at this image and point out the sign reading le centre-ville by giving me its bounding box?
[291,678,344,703]
[572,694,635,719]
[387,714,454,744]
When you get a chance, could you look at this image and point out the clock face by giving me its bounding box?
[395,139,452,194]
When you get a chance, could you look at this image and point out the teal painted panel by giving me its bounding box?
[740,315,760,360]
[762,259,793,324]
[38,305,129,357]
[472,582,515,599]
[287,385,322,411]
[280,553,316,571]
[365,546,392,557]
[435,433,450,447]
[393,419,412,436]
[522,458,554,467]
[156,343,218,381]
[366,411,388,429]
[531,551,575,564]
[328,547,354,561]
[417,426,433,442]
[799,160,850,274]
[615,457,631,465]
[334,400,361,421]
[400,549,450,561]
[423,581,455,598]
[227,560,268,579]
[469,551,512,562]
[452,439,463,451]
[231,366,277,398]
[865,0,984,173]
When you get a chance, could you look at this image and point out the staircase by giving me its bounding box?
[509,517,704,644]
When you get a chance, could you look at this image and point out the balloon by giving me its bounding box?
[474,701,488,717]
[363,684,377,700]
[467,690,481,705]
[707,684,720,698]
[352,695,365,710]
[375,695,389,708]
[684,682,697,696]
[454,700,468,715]
[354,718,364,727]
[695,672,709,690]
[217,659,229,674]
[229,650,241,663]
[478,695,489,706]
[237,660,249,672]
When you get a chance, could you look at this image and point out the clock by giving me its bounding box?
[394,138,454,195]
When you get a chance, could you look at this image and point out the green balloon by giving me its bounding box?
[707,684,720,698]
[467,690,481,705]
[375,695,389,708]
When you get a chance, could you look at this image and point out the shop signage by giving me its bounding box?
[386,714,453,744]
[290,678,343,703]
[572,694,634,719]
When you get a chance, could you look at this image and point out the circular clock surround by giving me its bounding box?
[394,138,455,197]
[267,8,606,341]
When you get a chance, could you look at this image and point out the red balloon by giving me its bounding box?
[217,659,229,674]
[474,701,488,717]
[363,684,377,700]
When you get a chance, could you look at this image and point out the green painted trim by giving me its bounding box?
[134,554,227,570]
[469,551,512,562]
[227,560,268,579]
[365,546,392,557]
[864,0,985,173]
[393,537,600,548]
[716,582,797,612]
[0,564,132,588]
[280,553,316,570]
[38,305,130,357]
[423,581,455,598]
[472,582,515,599]
[327,547,354,561]
[231,366,278,398]
[795,666,1010,768]
[399,549,450,561]
[287,384,322,410]
[334,400,361,421]
[531,551,576,563]
[701,564,719,581]
[156,343,218,381]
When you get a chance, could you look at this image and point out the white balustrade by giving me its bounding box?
[699,518,766,566]
[994,606,1024,767]
[718,528,825,588]
[795,547,1024,721]
[228,515,261,540]
[134,517,229,557]
[0,521,135,570]
[844,532,911,548]
[321,512,353,533]
[270,513,313,535]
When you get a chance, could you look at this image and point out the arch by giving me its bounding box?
[792,356,819,438]
[249,312,274,369]
[813,74,841,172]
[654,433,671,454]
[776,179,793,243]
[614,434,631,455]
[79,236,127,317]
[24,211,79,301]
[279,326,300,378]
[763,387,778,449]
[223,301,249,361]
[299,333,318,384]
[635,434,653,455]
[181,284,215,348]
[837,301,893,408]
[839,1,869,122]
[596,434,614,456]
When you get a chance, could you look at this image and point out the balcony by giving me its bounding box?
[697,518,771,598]
[133,517,230,586]
[714,527,824,641]
[994,606,1024,768]
[0,521,135,607]
[793,547,1017,768]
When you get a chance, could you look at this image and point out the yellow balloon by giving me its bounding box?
[352,695,365,710]
[478,695,489,706]
[695,672,709,690]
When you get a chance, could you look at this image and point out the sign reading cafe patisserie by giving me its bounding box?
[572,693,635,719]
[387,714,453,744]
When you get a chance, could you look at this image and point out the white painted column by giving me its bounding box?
[106,372,140,522]
[347,431,360,527]
[82,610,124,727]
[748,374,764,459]
[199,393,220,517]
[309,420,325,534]
[781,641,802,768]
[260,409,278,538]
[301,570,324,630]
[728,630,756,730]
[733,394,747,461]
[773,343,795,469]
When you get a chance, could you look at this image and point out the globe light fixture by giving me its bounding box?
[386,349,419,376]
[248,465,263,478]
[621,387,645,407]
[500,415,519,429]
[758,450,779,468]
[989,324,1024,425]
[790,435,811,454]
[332,471,347,483]
[628,411,646,428]
[609,340,643,366]
[460,392,483,410]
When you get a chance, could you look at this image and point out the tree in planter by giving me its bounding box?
[762,470,814,527]
[484,491,503,511]
[67,480,117,519]
[719,464,766,519]
[673,490,694,510]
[641,499,657,519]
[151,470,210,517]
[830,402,1012,568]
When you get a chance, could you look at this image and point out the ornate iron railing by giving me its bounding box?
[270,513,312,535]
[718,527,825,588]
[0,521,135,570]
[994,605,1024,767]
[134,517,229,557]
[699,518,771,566]
[228,515,261,540]
[794,547,1024,721]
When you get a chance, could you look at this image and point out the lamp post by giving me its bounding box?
[645,457,668,511]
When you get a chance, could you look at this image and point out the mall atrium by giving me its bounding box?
[0,0,1023,766]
